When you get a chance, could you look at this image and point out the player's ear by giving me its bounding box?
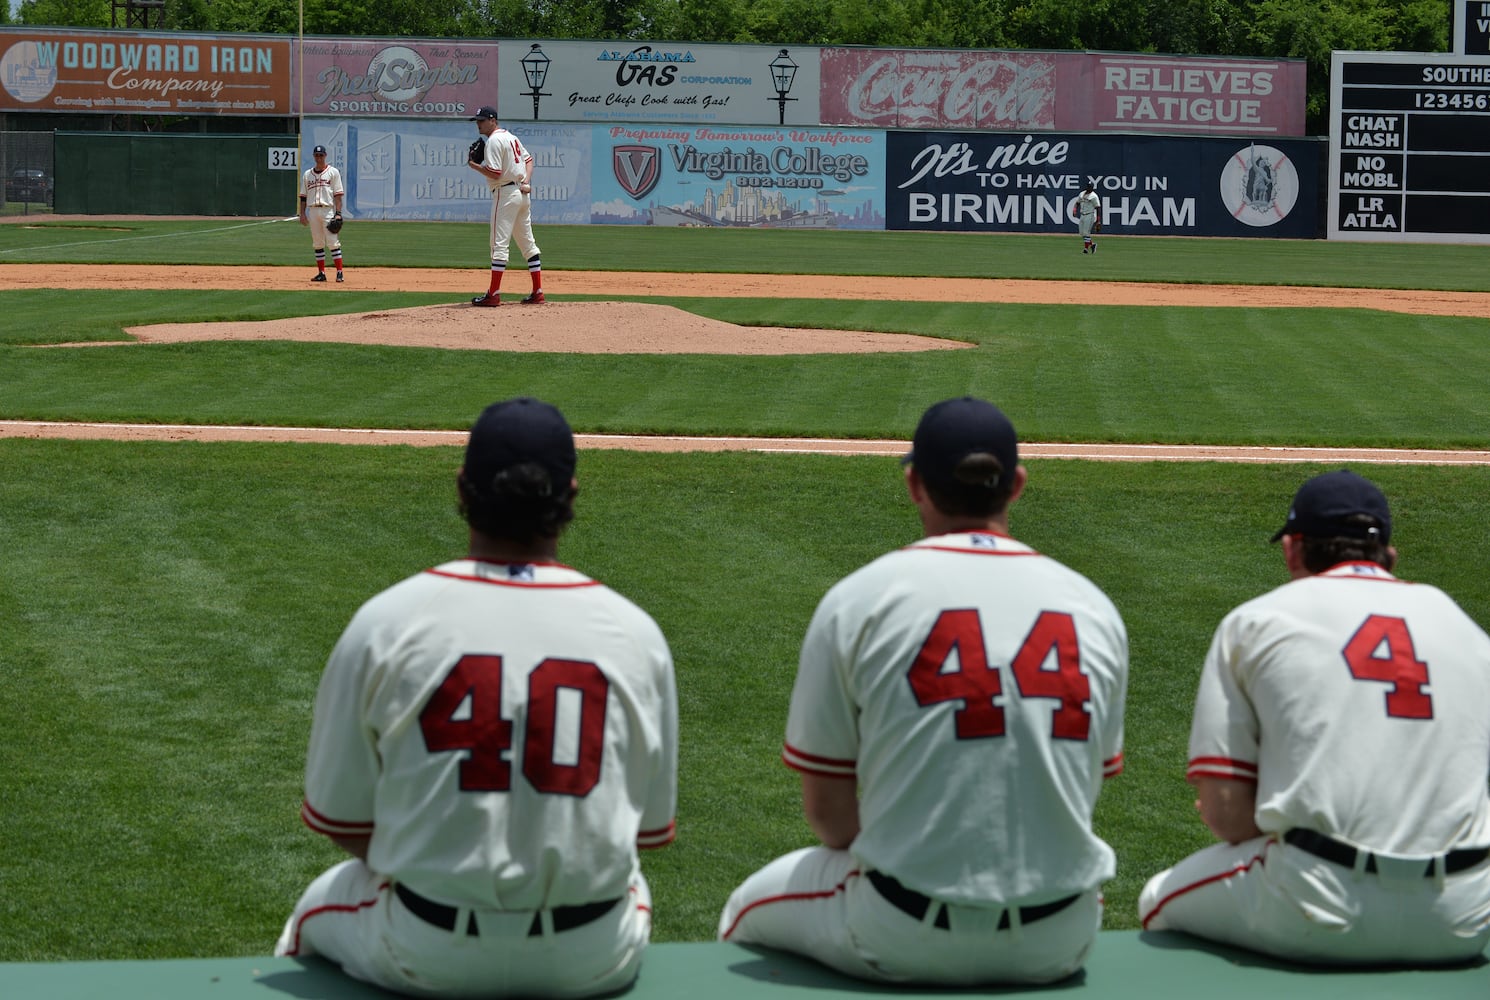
[904,464,925,503]
[1006,464,1028,505]
[1280,534,1309,579]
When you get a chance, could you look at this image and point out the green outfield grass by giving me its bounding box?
[2,219,1489,290]
[3,289,1488,450]
[2,223,1488,966]
[3,439,1488,961]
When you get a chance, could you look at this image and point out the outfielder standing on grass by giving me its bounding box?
[276,397,678,998]
[298,144,345,283]
[719,396,1129,986]
[1076,181,1101,255]
[1140,470,1490,965]
[467,106,544,307]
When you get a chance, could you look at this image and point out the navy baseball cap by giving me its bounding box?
[1270,469,1391,543]
[470,106,499,121]
[901,396,1018,491]
[312,144,327,155]
[464,398,576,496]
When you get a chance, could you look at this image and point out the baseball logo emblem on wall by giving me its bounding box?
[1,41,59,103]
[1219,144,1299,226]
[614,145,661,199]
[367,45,430,103]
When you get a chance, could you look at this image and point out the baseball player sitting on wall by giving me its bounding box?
[298,145,345,283]
[276,397,679,998]
[718,396,1130,986]
[467,106,544,307]
[1140,470,1490,964]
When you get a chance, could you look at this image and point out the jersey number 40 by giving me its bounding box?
[908,609,1090,741]
[419,653,610,796]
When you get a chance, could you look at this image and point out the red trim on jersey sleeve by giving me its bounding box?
[1185,756,1259,783]
[719,867,862,941]
[637,820,676,849]
[781,743,856,779]
[1140,844,1270,930]
[300,800,375,838]
[1103,752,1124,778]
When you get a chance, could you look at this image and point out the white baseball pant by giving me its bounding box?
[276,859,652,998]
[1140,835,1490,964]
[718,846,1101,985]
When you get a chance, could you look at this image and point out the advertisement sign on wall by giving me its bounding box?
[1457,1,1490,55]
[886,131,1320,238]
[1055,54,1306,135]
[592,124,883,228]
[297,38,496,118]
[0,29,290,114]
[496,40,822,127]
[819,48,1306,136]
[820,48,1057,129]
[301,117,591,224]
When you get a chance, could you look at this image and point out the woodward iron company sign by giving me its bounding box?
[0,28,289,114]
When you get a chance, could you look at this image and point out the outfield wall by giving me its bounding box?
[305,118,1323,238]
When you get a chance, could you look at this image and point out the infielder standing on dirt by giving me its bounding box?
[1140,469,1490,964]
[718,396,1129,986]
[276,396,678,997]
[467,106,543,306]
[298,144,345,283]
[1076,181,1101,255]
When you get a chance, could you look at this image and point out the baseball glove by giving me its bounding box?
[327,214,343,234]
[1092,219,1102,234]
[468,139,486,164]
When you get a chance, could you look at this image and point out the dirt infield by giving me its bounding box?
[3,263,1487,463]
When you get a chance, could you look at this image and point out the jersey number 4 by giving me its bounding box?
[908,609,1090,740]
[419,654,610,795]
[1342,614,1433,719]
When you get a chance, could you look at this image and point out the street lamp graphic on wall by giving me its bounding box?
[521,43,551,120]
[769,49,798,125]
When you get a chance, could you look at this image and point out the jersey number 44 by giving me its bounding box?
[909,609,1091,741]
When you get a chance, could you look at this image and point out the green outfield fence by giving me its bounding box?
[49,131,299,216]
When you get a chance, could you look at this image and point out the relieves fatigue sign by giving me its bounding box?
[1329,51,1490,243]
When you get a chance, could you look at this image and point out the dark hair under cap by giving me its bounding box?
[1270,469,1391,544]
[463,397,576,498]
[901,396,1018,492]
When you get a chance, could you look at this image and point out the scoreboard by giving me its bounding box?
[1328,51,1490,243]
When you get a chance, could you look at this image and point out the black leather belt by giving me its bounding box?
[865,870,1079,931]
[394,883,621,937]
[1284,829,1490,877]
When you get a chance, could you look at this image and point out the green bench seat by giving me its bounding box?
[2,933,1486,999]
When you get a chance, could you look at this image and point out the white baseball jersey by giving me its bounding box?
[1076,190,1100,220]
[478,128,532,191]
[783,530,1128,903]
[299,164,343,208]
[299,558,678,910]
[1187,561,1490,853]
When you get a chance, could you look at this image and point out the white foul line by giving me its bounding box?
[2,421,1490,465]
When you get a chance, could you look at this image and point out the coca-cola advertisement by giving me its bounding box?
[820,48,1056,130]
[822,48,1306,137]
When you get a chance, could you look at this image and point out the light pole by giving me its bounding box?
[521,44,551,121]
[768,49,798,126]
